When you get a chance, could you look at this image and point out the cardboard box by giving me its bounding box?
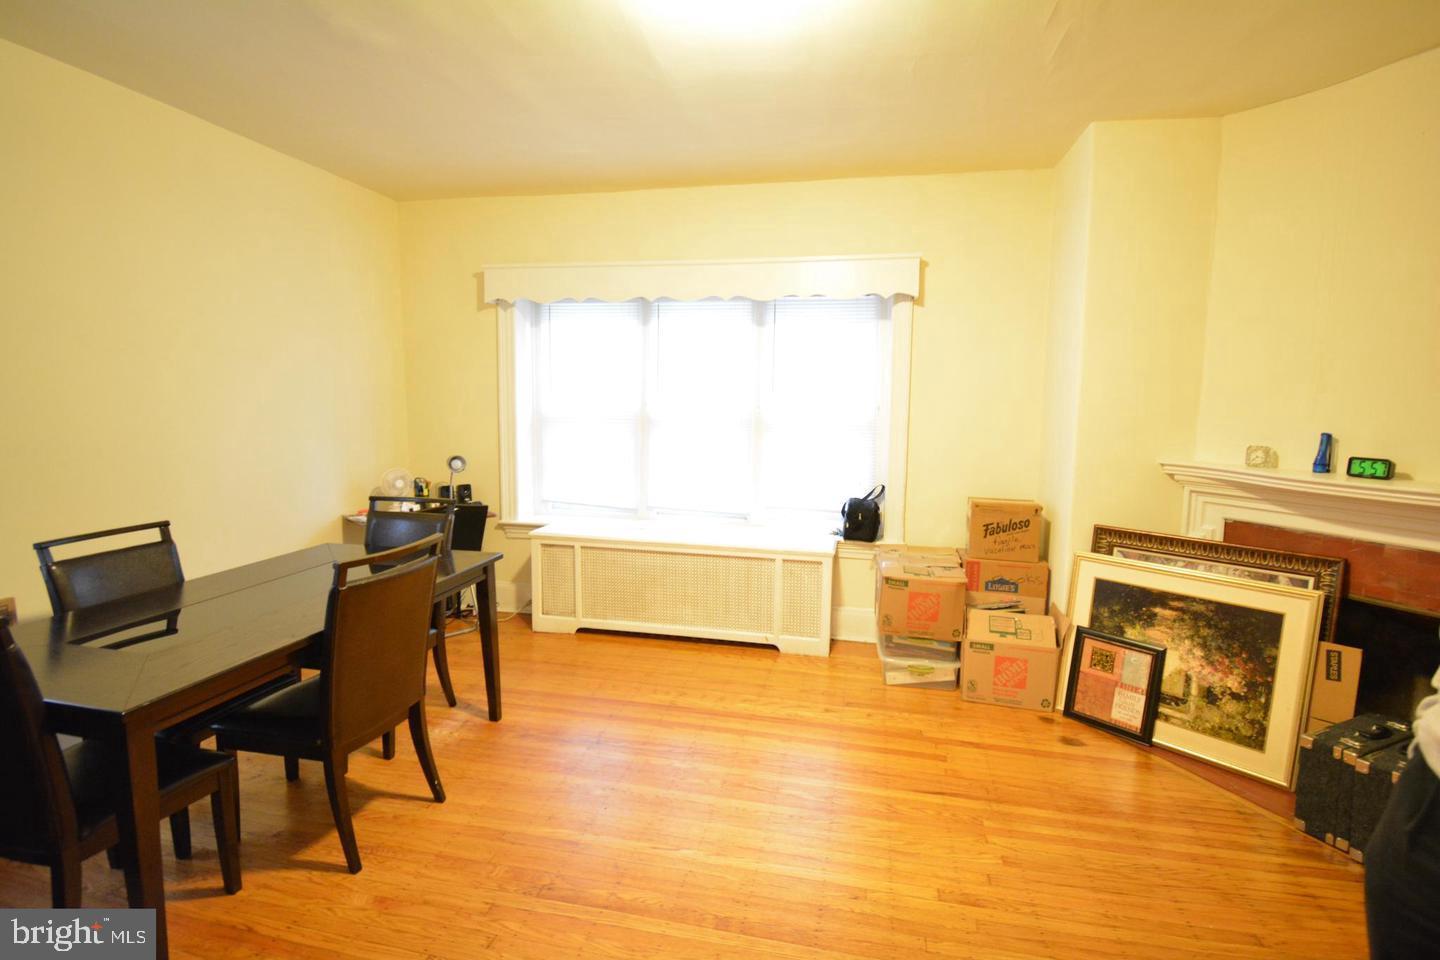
[964,558,1048,608]
[967,499,1044,561]
[876,554,966,641]
[966,592,1047,614]
[877,646,961,689]
[964,557,1048,598]
[1305,642,1363,735]
[878,634,959,662]
[961,610,1060,711]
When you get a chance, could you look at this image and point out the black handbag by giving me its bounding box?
[841,485,885,542]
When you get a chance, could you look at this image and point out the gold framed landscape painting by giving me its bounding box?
[1089,525,1345,646]
[1066,553,1324,787]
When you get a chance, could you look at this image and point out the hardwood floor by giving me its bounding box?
[1,618,1368,958]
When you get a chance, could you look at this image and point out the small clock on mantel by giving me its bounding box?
[1346,456,1396,480]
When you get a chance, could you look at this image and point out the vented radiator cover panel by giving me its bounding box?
[540,543,576,617]
[529,523,834,656]
[580,546,775,634]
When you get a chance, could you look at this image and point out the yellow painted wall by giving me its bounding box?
[0,40,409,616]
[398,173,1056,608]
[1197,47,1440,477]
[1043,120,1221,606]
[1039,127,1095,601]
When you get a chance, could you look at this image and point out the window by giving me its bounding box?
[509,296,896,532]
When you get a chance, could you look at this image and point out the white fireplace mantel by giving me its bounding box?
[1160,460,1440,551]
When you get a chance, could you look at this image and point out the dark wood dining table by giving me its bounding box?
[8,543,503,959]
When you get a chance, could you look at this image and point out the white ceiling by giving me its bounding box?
[3,0,1439,200]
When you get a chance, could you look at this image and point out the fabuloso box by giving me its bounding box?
[967,499,1044,561]
[875,555,966,641]
[961,610,1060,711]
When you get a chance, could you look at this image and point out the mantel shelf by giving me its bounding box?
[1159,461,1440,511]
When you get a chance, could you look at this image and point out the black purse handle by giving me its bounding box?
[860,484,885,503]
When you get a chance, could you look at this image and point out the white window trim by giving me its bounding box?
[486,256,917,545]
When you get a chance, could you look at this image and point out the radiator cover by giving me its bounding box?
[529,521,835,655]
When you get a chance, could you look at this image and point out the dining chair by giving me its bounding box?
[34,521,184,617]
[444,501,489,633]
[0,618,241,905]
[210,536,446,875]
[33,521,298,817]
[364,497,461,711]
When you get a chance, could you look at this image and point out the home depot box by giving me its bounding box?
[875,555,966,641]
[961,610,1060,711]
[964,558,1049,614]
[967,499,1044,561]
[1305,642,1364,735]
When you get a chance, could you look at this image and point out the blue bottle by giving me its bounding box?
[1313,433,1333,474]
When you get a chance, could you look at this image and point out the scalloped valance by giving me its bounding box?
[477,254,921,305]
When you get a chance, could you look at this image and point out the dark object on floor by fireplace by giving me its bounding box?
[1348,740,1412,863]
[1293,714,1410,852]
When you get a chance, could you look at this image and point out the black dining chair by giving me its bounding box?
[0,618,241,905]
[364,497,460,712]
[444,501,489,633]
[210,536,447,875]
[34,521,184,617]
[33,521,297,829]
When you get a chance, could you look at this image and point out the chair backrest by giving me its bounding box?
[321,537,441,752]
[0,619,77,859]
[34,521,184,617]
[451,502,488,553]
[363,502,454,557]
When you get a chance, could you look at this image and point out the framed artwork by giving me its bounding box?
[1090,525,1345,646]
[1066,553,1324,787]
[1063,627,1166,744]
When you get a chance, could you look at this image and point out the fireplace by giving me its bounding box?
[1225,518,1440,722]
[1157,460,1440,806]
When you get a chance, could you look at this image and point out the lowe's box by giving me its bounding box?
[876,554,966,641]
[961,610,1060,711]
[967,499,1044,561]
[964,558,1049,615]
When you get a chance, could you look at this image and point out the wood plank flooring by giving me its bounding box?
[0,618,1369,958]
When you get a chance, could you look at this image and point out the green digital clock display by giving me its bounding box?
[1346,457,1395,480]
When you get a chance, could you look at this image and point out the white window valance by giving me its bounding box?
[477,254,921,305]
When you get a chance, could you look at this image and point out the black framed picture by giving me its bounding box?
[1063,627,1167,745]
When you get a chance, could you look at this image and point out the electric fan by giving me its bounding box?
[371,467,414,510]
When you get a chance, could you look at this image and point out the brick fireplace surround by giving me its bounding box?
[1225,520,1440,617]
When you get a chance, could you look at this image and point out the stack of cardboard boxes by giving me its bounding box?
[873,499,1063,711]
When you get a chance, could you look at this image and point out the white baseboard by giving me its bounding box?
[832,605,877,643]
[497,579,531,614]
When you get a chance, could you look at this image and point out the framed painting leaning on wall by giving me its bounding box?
[1090,525,1345,646]
[1066,553,1325,787]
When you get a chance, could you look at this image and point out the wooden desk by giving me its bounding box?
[9,543,502,958]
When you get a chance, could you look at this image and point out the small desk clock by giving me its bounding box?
[1346,457,1395,480]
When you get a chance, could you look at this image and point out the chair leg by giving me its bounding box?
[408,699,446,803]
[322,754,362,874]
[212,767,243,895]
[50,851,82,908]
[284,755,300,781]
[105,846,124,870]
[431,634,458,707]
[170,808,193,860]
